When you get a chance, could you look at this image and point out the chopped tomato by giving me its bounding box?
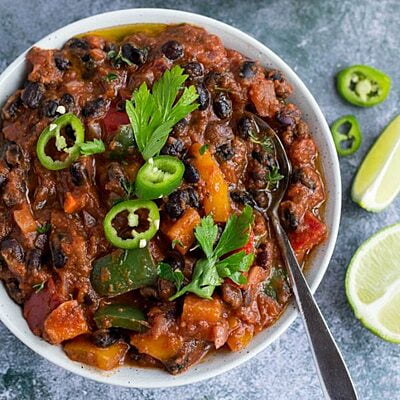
[289,211,327,259]
[102,105,130,135]
[23,279,64,336]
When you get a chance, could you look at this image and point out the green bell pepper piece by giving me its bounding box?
[94,304,149,332]
[91,247,157,296]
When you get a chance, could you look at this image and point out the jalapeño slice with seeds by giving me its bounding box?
[331,115,362,156]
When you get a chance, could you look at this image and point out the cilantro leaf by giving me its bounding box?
[170,206,254,300]
[32,280,46,293]
[125,65,199,160]
[194,215,218,259]
[214,205,254,258]
[158,262,185,291]
[37,223,51,234]
[78,139,105,156]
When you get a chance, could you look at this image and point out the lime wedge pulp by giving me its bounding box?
[346,223,400,342]
[352,114,400,212]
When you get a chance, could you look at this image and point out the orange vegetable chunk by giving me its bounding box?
[181,294,223,325]
[13,202,37,234]
[190,143,231,222]
[161,208,201,254]
[64,336,128,370]
[130,333,183,362]
[44,300,89,344]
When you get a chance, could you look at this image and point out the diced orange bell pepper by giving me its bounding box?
[161,208,201,254]
[130,333,183,362]
[44,300,89,344]
[64,336,129,370]
[190,143,231,222]
[227,319,254,351]
[13,202,37,235]
[64,191,86,214]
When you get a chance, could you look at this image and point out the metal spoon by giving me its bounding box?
[249,113,358,400]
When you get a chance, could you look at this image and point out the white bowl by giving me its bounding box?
[0,8,341,388]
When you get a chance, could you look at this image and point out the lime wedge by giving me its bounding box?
[351,115,400,212]
[346,223,400,342]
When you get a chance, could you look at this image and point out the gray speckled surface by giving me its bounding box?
[1,0,400,399]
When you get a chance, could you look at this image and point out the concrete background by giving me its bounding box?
[1,0,399,399]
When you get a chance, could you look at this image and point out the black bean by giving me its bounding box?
[252,190,270,208]
[41,100,59,118]
[267,70,283,81]
[121,44,148,65]
[161,40,183,60]
[205,71,223,87]
[81,54,91,63]
[237,116,255,139]
[50,234,67,268]
[277,112,295,127]
[69,162,87,186]
[1,238,24,262]
[4,143,23,167]
[21,82,44,109]
[26,249,42,270]
[67,38,89,50]
[183,162,200,183]
[213,93,232,119]
[239,61,256,79]
[183,62,204,80]
[34,233,48,250]
[195,83,210,111]
[164,250,184,271]
[165,191,185,219]
[216,143,234,161]
[292,168,316,190]
[59,94,74,112]
[81,97,106,118]
[7,96,23,118]
[185,187,200,209]
[281,206,300,231]
[160,139,185,157]
[91,329,120,348]
[5,279,24,304]
[54,56,71,71]
[230,191,257,207]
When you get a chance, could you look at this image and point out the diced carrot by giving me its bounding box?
[161,208,201,254]
[190,143,231,222]
[44,300,89,344]
[181,294,223,325]
[64,192,84,214]
[64,336,128,370]
[13,202,37,235]
[130,333,183,362]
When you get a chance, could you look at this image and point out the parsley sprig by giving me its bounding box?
[169,205,254,300]
[125,65,199,160]
[158,262,185,291]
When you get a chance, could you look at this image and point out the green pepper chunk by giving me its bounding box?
[336,65,391,107]
[91,247,157,296]
[135,155,184,200]
[36,113,85,170]
[109,124,135,160]
[103,199,160,249]
[94,304,148,332]
[331,115,362,156]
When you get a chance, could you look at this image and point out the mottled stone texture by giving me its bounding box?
[0,0,399,399]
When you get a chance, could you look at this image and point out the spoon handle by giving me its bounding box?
[270,214,358,400]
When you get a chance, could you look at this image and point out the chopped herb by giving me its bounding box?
[121,179,135,199]
[157,262,185,291]
[36,223,51,234]
[172,239,184,249]
[199,144,209,155]
[264,267,289,302]
[266,165,284,189]
[32,281,46,293]
[170,205,254,300]
[107,48,133,66]
[104,72,118,82]
[125,65,199,160]
[249,131,274,153]
[78,139,105,156]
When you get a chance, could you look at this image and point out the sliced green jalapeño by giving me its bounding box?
[103,199,160,249]
[135,155,184,200]
[336,65,391,107]
[331,115,362,156]
[36,113,85,170]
